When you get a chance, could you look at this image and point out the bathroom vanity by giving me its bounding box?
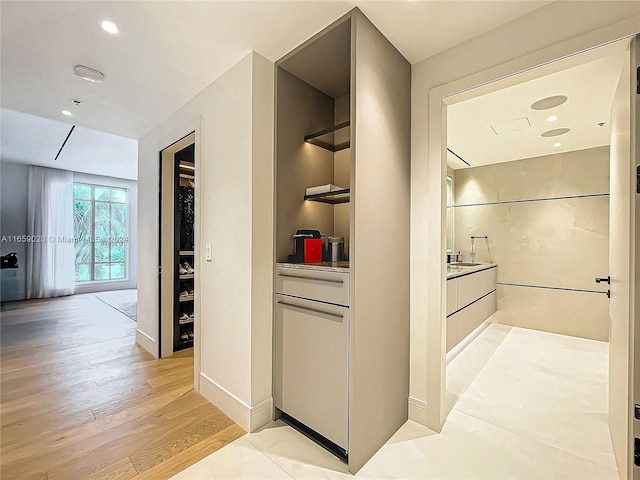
[446,263,497,352]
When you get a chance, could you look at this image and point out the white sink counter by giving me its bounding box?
[447,263,497,280]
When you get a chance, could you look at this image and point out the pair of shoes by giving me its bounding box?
[179,282,194,296]
[187,329,194,340]
[181,262,195,274]
[180,331,189,342]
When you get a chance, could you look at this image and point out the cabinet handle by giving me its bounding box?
[277,301,344,318]
[277,273,344,284]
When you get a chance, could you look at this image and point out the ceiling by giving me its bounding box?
[447,51,625,169]
[1,0,553,141]
[1,109,138,180]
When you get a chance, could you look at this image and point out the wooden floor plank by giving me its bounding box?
[0,293,241,480]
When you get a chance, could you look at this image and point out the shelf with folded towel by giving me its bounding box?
[304,187,350,204]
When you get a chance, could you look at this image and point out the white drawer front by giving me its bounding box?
[274,294,349,448]
[275,267,349,306]
[457,291,496,343]
[457,267,496,310]
[446,279,458,316]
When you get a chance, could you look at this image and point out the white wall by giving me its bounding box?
[454,147,610,341]
[0,161,29,300]
[137,52,274,431]
[410,0,640,430]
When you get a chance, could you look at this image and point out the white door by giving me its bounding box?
[608,36,638,480]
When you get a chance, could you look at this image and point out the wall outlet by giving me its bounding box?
[205,243,212,262]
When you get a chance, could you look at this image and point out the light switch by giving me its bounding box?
[205,243,212,262]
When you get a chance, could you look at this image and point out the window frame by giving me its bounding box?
[73,182,130,284]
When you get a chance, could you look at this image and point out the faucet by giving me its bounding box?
[470,235,488,263]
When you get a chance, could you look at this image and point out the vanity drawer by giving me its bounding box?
[275,267,349,306]
[457,267,496,310]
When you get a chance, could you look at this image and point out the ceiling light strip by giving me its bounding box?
[447,148,471,167]
[54,125,76,161]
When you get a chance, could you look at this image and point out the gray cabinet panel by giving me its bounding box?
[274,294,349,449]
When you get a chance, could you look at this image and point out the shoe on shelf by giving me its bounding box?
[180,331,189,342]
[187,330,194,340]
[179,289,189,297]
[179,264,187,275]
[183,262,195,274]
[189,312,195,320]
[187,286,194,295]
[180,313,189,322]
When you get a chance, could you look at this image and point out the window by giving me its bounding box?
[73,184,129,282]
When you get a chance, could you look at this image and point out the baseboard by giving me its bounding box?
[199,372,273,432]
[408,396,429,426]
[136,328,158,359]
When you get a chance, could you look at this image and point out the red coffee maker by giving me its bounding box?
[290,229,322,263]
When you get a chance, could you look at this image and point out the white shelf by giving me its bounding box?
[179,274,194,279]
[180,250,194,256]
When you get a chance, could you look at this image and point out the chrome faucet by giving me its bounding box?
[470,235,488,263]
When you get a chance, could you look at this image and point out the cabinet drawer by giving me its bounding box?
[446,312,458,353]
[457,267,496,310]
[274,294,349,449]
[457,291,496,343]
[446,279,458,316]
[275,267,349,306]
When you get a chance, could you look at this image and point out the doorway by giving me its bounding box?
[431,36,637,476]
[159,132,198,361]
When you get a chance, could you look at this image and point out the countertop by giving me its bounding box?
[276,261,349,273]
[446,263,496,280]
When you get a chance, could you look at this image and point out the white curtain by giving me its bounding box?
[26,166,75,299]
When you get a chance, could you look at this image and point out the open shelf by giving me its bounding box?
[179,295,194,302]
[179,250,194,256]
[304,188,350,204]
[179,273,194,280]
[174,339,193,351]
[304,121,350,152]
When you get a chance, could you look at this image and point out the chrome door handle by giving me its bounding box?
[277,273,344,284]
[277,301,344,318]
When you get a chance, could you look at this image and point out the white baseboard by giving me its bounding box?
[408,396,429,426]
[199,372,273,432]
[136,329,158,359]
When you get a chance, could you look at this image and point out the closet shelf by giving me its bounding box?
[179,318,194,325]
[179,274,194,280]
[304,121,350,152]
[180,250,194,256]
[304,188,350,204]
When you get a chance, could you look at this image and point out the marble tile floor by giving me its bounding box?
[171,323,618,480]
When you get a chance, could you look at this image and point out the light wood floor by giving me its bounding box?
[0,293,244,480]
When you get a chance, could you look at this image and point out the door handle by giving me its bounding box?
[595,276,610,284]
[277,273,344,284]
[277,300,344,319]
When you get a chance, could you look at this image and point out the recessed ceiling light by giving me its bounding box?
[553,142,562,148]
[73,65,105,83]
[546,115,558,122]
[531,95,568,110]
[541,128,570,137]
[101,20,118,34]
[62,110,72,116]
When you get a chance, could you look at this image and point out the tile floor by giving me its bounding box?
[171,323,618,480]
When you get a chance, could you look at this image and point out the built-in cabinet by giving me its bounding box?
[160,133,196,357]
[446,265,497,352]
[274,8,411,473]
